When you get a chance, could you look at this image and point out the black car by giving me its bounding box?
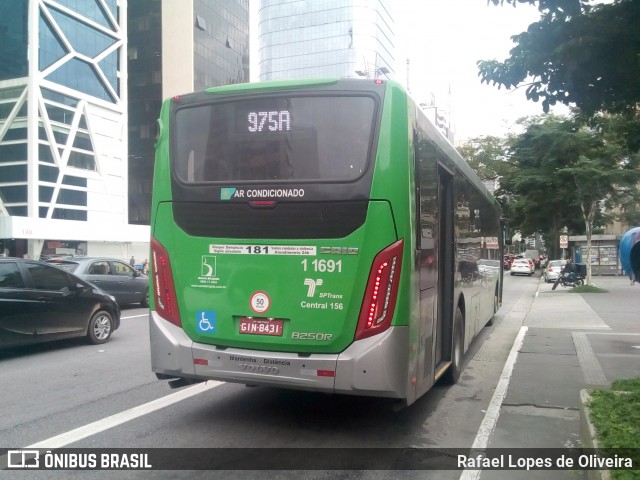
[46,257,149,307]
[0,258,120,349]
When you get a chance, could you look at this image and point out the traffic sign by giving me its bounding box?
[560,235,568,248]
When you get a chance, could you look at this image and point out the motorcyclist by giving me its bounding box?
[562,258,579,283]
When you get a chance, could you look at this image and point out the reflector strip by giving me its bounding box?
[194,358,208,365]
[300,369,336,377]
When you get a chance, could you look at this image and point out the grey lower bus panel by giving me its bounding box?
[149,311,409,399]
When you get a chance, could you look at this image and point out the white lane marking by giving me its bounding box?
[459,326,528,480]
[121,313,148,320]
[26,381,223,449]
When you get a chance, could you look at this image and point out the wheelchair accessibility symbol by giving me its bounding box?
[196,310,217,334]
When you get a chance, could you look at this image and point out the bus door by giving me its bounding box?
[415,137,438,390]
[434,167,455,377]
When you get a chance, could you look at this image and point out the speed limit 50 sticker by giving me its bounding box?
[250,291,271,314]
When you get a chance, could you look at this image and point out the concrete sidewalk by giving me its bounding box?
[483,275,640,479]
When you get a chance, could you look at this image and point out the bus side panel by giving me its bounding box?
[150,101,173,212]
[369,83,419,403]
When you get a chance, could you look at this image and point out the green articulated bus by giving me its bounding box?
[150,78,503,406]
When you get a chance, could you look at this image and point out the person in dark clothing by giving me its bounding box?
[562,259,579,283]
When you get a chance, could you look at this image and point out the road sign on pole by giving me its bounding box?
[560,235,568,249]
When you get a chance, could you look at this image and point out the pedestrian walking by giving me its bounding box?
[142,259,148,275]
[130,255,135,267]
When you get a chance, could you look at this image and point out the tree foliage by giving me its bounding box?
[495,116,587,258]
[497,114,640,282]
[457,135,510,182]
[478,0,640,116]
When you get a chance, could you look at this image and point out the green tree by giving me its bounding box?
[497,116,585,260]
[478,0,640,116]
[458,135,511,182]
[501,115,640,283]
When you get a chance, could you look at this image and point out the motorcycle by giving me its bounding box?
[552,268,584,290]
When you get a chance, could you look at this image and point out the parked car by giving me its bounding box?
[510,258,534,276]
[544,259,568,283]
[46,257,149,307]
[0,258,120,349]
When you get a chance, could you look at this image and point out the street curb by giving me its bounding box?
[579,390,611,480]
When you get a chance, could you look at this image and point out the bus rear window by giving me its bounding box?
[173,95,376,183]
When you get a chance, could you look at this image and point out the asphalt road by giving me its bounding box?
[0,273,544,479]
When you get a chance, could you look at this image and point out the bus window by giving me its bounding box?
[173,96,375,183]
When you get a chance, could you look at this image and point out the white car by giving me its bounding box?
[510,258,533,276]
[544,259,568,283]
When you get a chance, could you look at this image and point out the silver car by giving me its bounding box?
[543,259,568,283]
[46,257,149,307]
[510,258,534,276]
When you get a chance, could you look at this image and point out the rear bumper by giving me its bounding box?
[149,311,408,399]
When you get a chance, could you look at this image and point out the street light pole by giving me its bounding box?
[355,66,390,79]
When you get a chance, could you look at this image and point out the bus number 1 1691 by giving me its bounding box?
[301,259,342,273]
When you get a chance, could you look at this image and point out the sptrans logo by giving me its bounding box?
[304,278,323,297]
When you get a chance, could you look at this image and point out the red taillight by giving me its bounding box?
[355,239,404,341]
[151,236,181,327]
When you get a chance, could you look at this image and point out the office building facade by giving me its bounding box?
[128,0,250,226]
[0,0,249,259]
[0,0,147,260]
[258,0,395,80]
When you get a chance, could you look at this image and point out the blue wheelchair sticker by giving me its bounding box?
[196,310,217,334]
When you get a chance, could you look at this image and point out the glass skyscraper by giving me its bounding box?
[258,0,395,80]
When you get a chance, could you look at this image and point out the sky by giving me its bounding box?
[250,1,569,142]
[396,0,574,142]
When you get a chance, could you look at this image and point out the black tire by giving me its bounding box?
[141,290,149,308]
[552,276,561,290]
[87,310,113,344]
[444,307,464,384]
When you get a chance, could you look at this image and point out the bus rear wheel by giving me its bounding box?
[444,306,464,384]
